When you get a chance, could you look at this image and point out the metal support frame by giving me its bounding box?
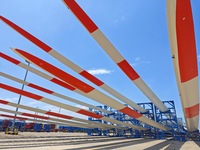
[88,103,155,137]
[88,106,103,136]
[154,100,181,140]
[59,126,87,133]
[137,102,156,138]
[86,100,199,141]
[188,130,200,141]
[104,105,132,137]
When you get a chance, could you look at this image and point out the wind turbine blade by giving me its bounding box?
[0,15,146,113]
[13,49,168,131]
[0,72,112,115]
[167,0,199,132]
[0,83,145,130]
[0,99,115,129]
[0,113,87,128]
[0,53,138,129]
[0,107,95,129]
[0,52,111,114]
[61,0,168,112]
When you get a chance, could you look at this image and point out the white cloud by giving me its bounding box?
[131,57,150,67]
[114,15,126,23]
[135,57,141,62]
[87,68,113,75]
[0,97,19,102]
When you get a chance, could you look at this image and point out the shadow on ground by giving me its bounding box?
[144,139,185,150]
[65,138,187,150]
[65,138,153,150]
[194,141,200,147]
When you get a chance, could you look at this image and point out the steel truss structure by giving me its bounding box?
[88,101,199,141]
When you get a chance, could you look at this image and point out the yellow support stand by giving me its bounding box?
[14,128,18,135]
[5,128,8,134]
[5,127,18,135]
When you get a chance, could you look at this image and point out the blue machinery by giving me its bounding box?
[88,101,199,141]
[0,120,52,132]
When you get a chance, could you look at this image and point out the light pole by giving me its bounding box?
[11,60,30,131]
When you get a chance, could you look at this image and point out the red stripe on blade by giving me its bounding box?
[16,49,94,93]
[80,70,104,86]
[22,113,49,119]
[28,83,54,94]
[185,104,199,118]
[120,107,142,118]
[176,0,198,82]
[77,109,102,119]
[117,60,140,81]
[50,78,76,91]
[63,0,98,33]
[0,52,20,65]
[0,16,52,52]
[46,111,73,119]
[1,114,27,120]
[0,83,43,100]
[0,100,9,104]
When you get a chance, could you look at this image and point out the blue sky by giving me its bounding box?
[0,0,200,127]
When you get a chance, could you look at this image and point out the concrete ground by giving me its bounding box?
[0,132,199,150]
